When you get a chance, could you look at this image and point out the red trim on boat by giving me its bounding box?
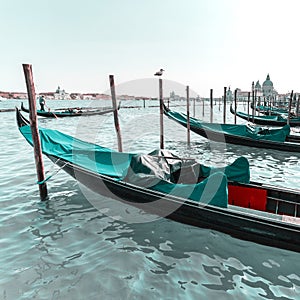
[228,185,267,211]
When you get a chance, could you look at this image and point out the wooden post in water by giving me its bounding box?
[287,90,293,126]
[247,92,250,121]
[210,89,213,123]
[159,78,164,149]
[186,86,191,147]
[223,87,227,124]
[109,75,123,152]
[202,97,205,117]
[193,96,196,118]
[234,89,237,124]
[22,64,48,201]
[254,90,257,115]
[252,82,255,122]
[296,94,300,117]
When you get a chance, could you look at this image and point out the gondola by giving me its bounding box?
[16,109,300,252]
[231,104,300,127]
[20,102,119,118]
[164,104,300,152]
[251,103,290,116]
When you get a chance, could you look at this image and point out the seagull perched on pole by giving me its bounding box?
[154,69,165,76]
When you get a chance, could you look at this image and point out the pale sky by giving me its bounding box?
[1,0,300,97]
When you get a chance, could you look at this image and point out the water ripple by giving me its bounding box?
[1,102,300,299]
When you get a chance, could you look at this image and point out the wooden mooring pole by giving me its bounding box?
[159,78,164,149]
[247,92,250,121]
[293,93,296,115]
[252,82,255,123]
[22,64,48,201]
[223,87,227,124]
[296,95,300,117]
[210,89,213,123]
[109,75,123,152]
[287,90,293,126]
[193,95,196,118]
[186,86,191,147]
[234,89,237,124]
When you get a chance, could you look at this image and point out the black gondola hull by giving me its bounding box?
[21,102,115,118]
[232,104,300,127]
[51,155,300,253]
[164,105,300,152]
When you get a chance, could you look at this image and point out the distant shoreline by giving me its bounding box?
[0,91,156,101]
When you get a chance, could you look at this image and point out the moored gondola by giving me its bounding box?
[251,103,290,116]
[231,103,300,127]
[20,102,118,118]
[164,104,300,152]
[16,108,300,252]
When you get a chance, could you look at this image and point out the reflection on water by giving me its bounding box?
[0,101,300,299]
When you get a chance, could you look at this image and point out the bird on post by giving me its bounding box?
[154,69,165,76]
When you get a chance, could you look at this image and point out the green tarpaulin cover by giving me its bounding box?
[255,105,288,114]
[166,109,290,142]
[237,110,300,123]
[19,125,251,208]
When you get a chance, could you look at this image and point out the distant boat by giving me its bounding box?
[20,102,120,118]
[231,104,300,127]
[251,103,291,116]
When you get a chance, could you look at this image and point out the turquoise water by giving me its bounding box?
[1,99,300,299]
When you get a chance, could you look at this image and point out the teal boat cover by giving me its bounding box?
[19,125,251,208]
[237,110,300,123]
[255,105,288,114]
[166,109,291,142]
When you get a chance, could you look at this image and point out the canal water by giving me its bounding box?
[0,98,299,299]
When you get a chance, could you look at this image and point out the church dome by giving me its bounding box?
[262,74,273,87]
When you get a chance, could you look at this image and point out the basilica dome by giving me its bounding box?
[262,74,273,87]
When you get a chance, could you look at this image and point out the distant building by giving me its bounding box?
[226,87,233,101]
[39,92,54,99]
[81,93,111,100]
[262,74,276,97]
[117,94,136,100]
[70,93,82,100]
[170,91,175,100]
[253,74,278,99]
[170,91,181,101]
[236,88,249,100]
[254,80,262,97]
[7,92,27,99]
[54,86,70,100]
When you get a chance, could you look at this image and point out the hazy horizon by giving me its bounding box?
[1,1,300,97]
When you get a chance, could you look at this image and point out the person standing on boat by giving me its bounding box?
[39,95,46,111]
